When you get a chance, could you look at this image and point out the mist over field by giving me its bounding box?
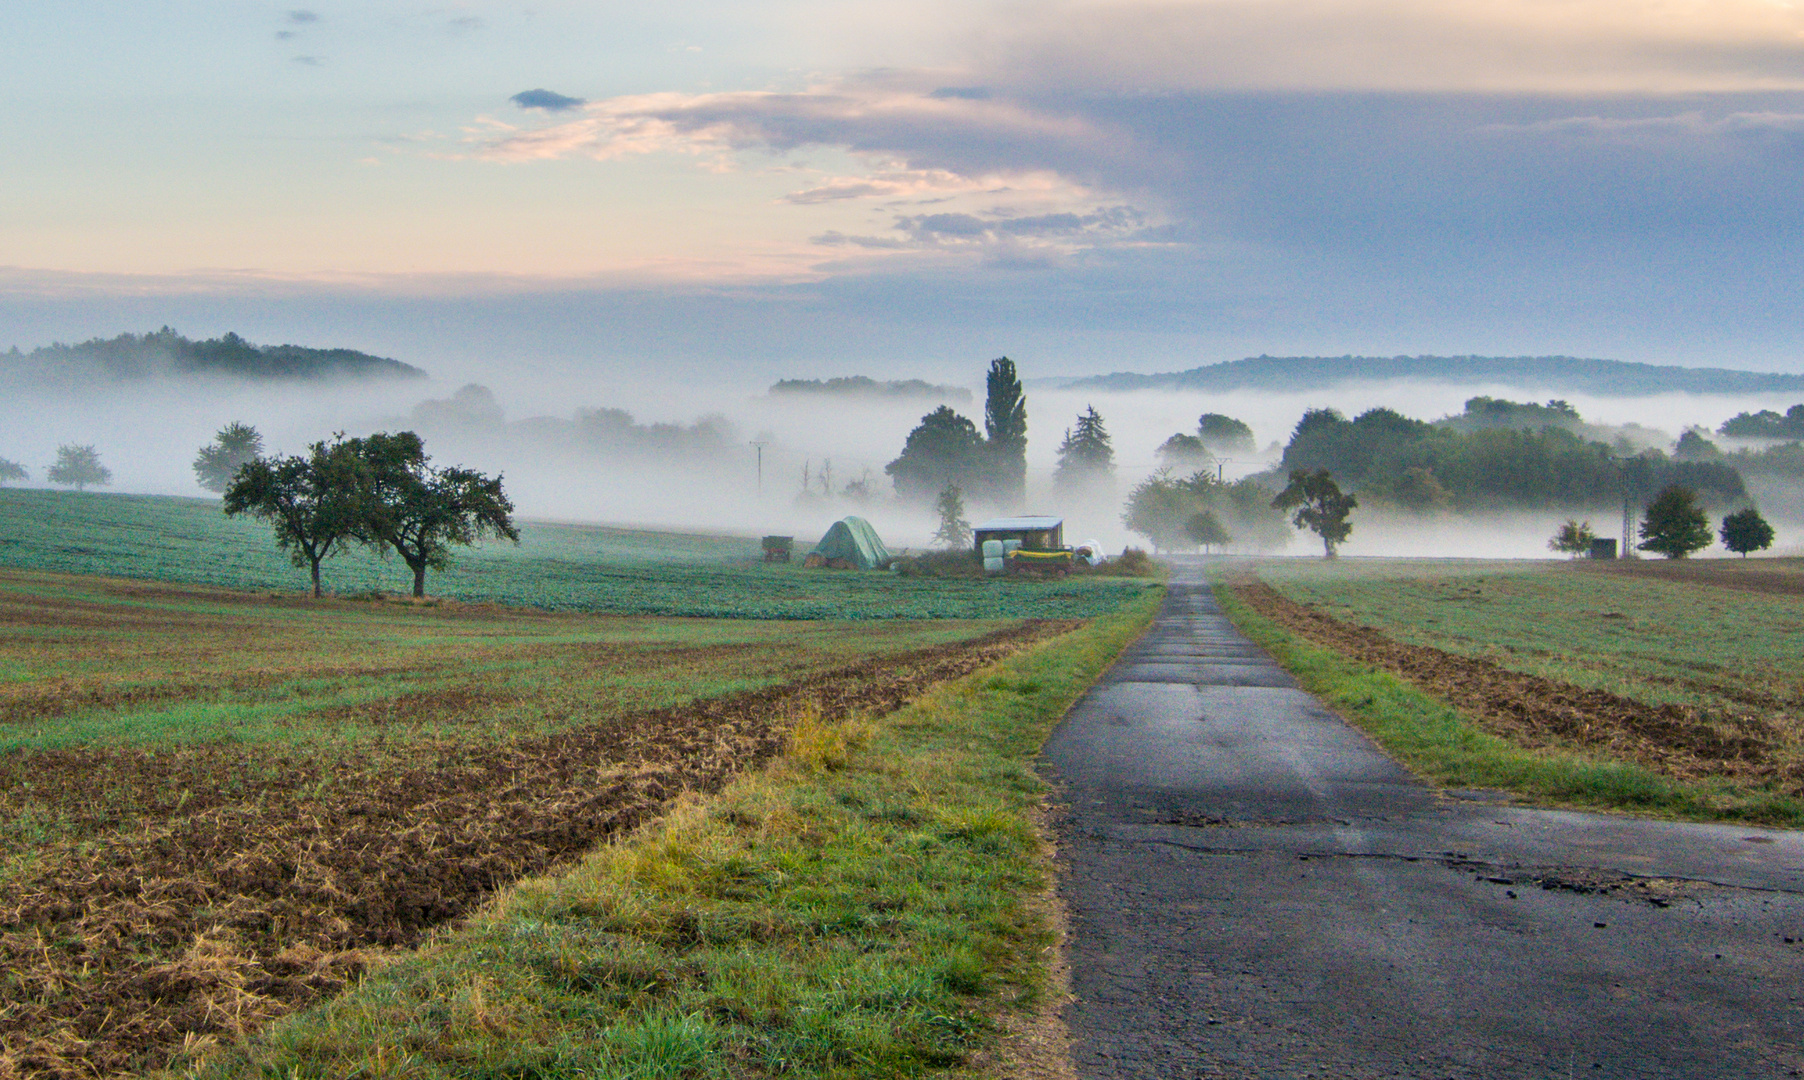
[5,351,1801,559]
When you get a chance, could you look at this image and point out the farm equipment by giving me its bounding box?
[1006,548,1074,576]
[762,535,793,563]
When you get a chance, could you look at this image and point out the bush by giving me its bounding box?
[1079,547,1160,578]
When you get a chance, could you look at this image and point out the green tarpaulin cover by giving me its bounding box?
[807,516,892,570]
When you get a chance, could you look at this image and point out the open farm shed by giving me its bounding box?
[973,515,1065,554]
[805,516,892,569]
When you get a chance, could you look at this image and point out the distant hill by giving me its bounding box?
[769,376,972,403]
[1,328,427,387]
[1062,355,1804,397]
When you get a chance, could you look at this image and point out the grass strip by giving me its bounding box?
[1211,577,1804,828]
[173,588,1162,1080]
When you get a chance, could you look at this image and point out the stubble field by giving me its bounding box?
[0,569,1081,1078]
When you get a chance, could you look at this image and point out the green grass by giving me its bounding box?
[0,570,1008,758]
[1250,557,1804,715]
[0,488,1151,620]
[170,585,1165,1079]
[1212,571,1804,827]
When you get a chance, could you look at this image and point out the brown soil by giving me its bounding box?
[1227,580,1799,791]
[0,620,1074,1080]
[1574,556,1804,598]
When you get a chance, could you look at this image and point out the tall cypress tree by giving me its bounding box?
[984,356,1028,507]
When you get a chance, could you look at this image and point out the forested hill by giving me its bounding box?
[1,328,427,386]
[1063,355,1804,396]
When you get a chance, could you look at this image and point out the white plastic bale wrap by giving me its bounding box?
[983,556,1006,574]
[981,539,1003,558]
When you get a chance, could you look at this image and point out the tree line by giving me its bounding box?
[1277,406,1748,511]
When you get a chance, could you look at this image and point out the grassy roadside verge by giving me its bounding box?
[173,587,1162,1080]
[1211,576,1804,828]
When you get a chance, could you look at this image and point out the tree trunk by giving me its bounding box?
[412,563,427,598]
[310,560,323,598]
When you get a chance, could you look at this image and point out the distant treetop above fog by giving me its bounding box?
[1063,355,1804,397]
[0,328,426,387]
[769,376,971,404]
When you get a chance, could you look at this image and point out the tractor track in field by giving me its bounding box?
[0,619,1076,1080]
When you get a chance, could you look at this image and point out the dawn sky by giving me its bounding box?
[6,1,1804,380]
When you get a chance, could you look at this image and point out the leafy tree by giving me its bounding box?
[1720,507,1775,558]
[1637,485,1712,559]
[1156,433,1210,467]
[1547,519,1595,557]
[223,437,363,597]
[192,421,265,493]
[1054,405,1114,494]
[983,357,1028,507]
[1673,430,1722,461]
[347,431,521,598]
[1184,510,1231,553]
[886,406,988,503]
[1197,413,1256,455]
[1121,469,1287,552]
[1272,468,1356,558]
[46,444,111,491]
[1719,404,1804,439]
[933,484,973,548]
[1280,404,1748,511]
[0,457,26,484]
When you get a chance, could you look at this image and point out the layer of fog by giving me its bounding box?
[4,368,1800,560]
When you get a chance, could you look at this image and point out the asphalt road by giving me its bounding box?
[1042,560,1804,1080]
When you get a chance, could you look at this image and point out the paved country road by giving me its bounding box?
[1042,561,1804,1080]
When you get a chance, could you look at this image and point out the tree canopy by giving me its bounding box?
[886,406,989,504]
[223,437,363,597]
[1720,507,1775,558]
[1197,413,1256,455]
[46,445,111,491]
[1277,405,1747,511]
[1121,469,1288,552]
[1272,468,1356,558]
[1637,485,1712,559]
[1547,519,1595,556]
[193,422,265,493]
[347,431,520,598]
[1184,510,1231,552]
[0,457,25,485]
[1719,404,1804,440]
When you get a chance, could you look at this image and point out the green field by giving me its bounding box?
[0,488,1150,619]
[1224,556,1804,824]
[1250,557,1804,716]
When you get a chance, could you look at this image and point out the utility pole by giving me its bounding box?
[751,440,769,496]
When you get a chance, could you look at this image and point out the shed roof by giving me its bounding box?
[973,516,1064,531]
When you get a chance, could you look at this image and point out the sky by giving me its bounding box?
[6,1,1804,382]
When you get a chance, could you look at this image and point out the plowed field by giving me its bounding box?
[0,570,1077,1078]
